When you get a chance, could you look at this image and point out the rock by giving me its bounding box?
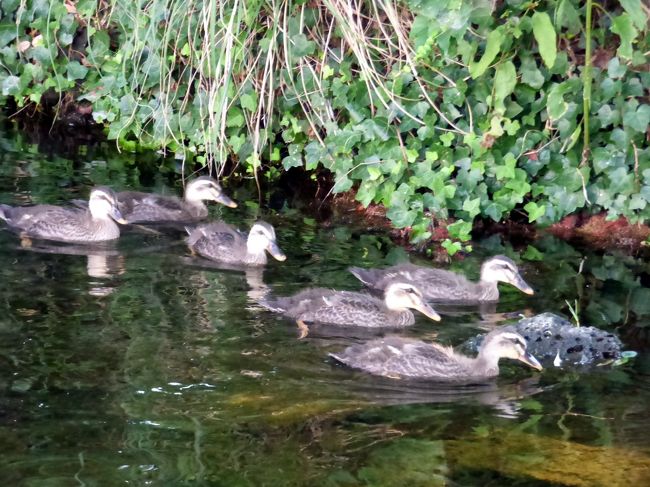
[465,312,623,366]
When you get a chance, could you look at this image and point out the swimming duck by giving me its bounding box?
[349,255,534,303]
[0,187,127,243]
[260,282,441,338]
[115,176,236,223]
[330,329,542,380]
[186,220,286,266]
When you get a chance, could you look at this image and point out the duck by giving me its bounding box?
[260,282,441,338]
[0,187,127,243]
[186,220,286,266]
[349,255,534,303]
[330,329,543,380]
[114,176,236,223]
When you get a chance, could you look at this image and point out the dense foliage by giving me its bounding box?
[0,0,648,251]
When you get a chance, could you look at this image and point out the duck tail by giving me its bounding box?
[257,297,286,313]
[348,266,375,286]
[328,352,345,364]
[0,204,11,222]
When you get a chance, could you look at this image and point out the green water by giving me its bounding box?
[1,128,650,486]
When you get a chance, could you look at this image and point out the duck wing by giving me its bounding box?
[1,205,98,242]
[331,337,470,379]
[352,263,478,301]
[119,192,190,222]
[260,289,387,326]
[186,221,246,261]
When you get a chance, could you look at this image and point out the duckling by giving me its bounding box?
[330,329,542,380]
[349,255,533,303]
[0,187,127,243]
[260,282,441,338]
[186,220,286,266]
[115,176,236,223]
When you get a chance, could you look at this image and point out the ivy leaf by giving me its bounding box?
[610,14,638,60]
[555,0,581,35]
[291,34,316,57]
[282,144,303,169]
[240,92,257,112]
[532,12,557,69]
[620,0,648,31]
[447,219,472,241]
[495,153,516,180]
[622,103,650,133]
[66,61,88,80]
[441,239,462,256]
[386,204,416,228]
[356,180,377,207]
[607,57,627,79]
[469,28,503,78]
[493,61,516,115]
[332,174,353,193]
[462,197,481,219]
[597,104,619,127]
[524,201,546,222]
[547,82,570,121]
[1,75,20,96]
[520,57,544,89]
[522,245,544,261]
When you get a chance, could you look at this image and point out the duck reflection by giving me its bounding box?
[14,239,125,296]
[340,375,545,418]
[178,255,271,303]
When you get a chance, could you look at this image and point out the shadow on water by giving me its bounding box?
[1,125,650,485]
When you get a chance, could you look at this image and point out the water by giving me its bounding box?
[1,126,650,486]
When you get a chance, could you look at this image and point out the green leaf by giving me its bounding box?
[532,12,557,69]
[462,197,481,219]
[547,83,569,121]
[282,144,303,169]
[622,104,650,133]
[66,61,88,80]
[291,34,316,57]
[332,175,353,193]
[1,75,20,96]
[495,153,516,180]
[524,201,546,222]
[447,219,472,241]
[493,61,516,115]
[610,14,638,60]
[469,28,503,79]
[522,245,544,261]
[620,0,648,30]
[240,92,258,112]
[520,57,544,89]
[607,57,627,79]
[555,0,581,35]
[442,239,462,256]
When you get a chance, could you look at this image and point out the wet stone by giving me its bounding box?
[465,312,623,366]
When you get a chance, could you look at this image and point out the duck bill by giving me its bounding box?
[416,302,441,322]
[518,351,543,371]
[511,274,534,295]
[267,241,286,261]
[213,190,238,208]
[111,207,128,225]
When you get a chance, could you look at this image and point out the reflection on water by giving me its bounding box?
[1,129,650,485]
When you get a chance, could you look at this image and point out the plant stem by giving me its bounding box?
[582,0,593,166]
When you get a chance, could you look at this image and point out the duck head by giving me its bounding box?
[482,330,542,371]
[384,282,441,321]
[88,187,127,224]
[247,221,286,261]
[185,177,237,208]
[481,255,534,295]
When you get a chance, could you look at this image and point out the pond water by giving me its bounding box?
[1,125,650,486]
